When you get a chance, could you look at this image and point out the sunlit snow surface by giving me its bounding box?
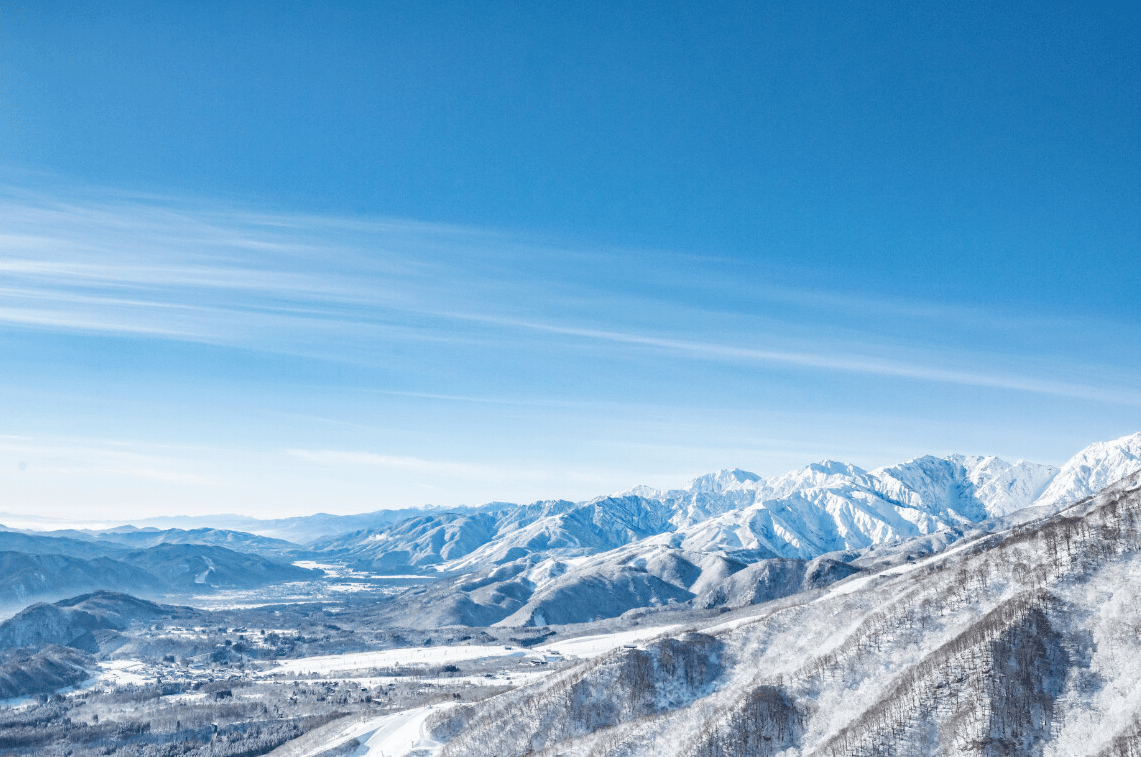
[285,704,453,757]
[270,645,529,675]
[534,624,686,658]
[348,705,451,757]
[96,659,150,687]
[269,621,685,679]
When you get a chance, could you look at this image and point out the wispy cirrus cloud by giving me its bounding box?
[284,448,522,480]
[457,316,1141,407]
[2,181,1138,408]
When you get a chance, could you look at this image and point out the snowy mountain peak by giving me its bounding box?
[614,483,666,500]
[684,468,761,494]
[971,459,1059,517]
[1034,432,1141,510]
[761,461,868,501]
[807,459,866,476]
[297,433,1140,585]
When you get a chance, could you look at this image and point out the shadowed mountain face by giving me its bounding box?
[116,543,318,591]
[303,435,1141,589]
[0,542,322,608]
[366,544,863,629]
[0,592,170,651]
[0,522,321,609]
[0,644,94,700]
[693,556,861,610]
[0,552,157,606]
[67,527,301,559]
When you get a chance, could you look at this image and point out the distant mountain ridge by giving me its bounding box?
[133,505,474,544]
[316,434,1140,577]
[4,435,1138,552]
[0,591,171,652]
[0,541,322,609]
[288,433,1141,627]
[2,433,1137,626]
[0,524,302,557]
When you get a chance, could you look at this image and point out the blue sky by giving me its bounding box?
[1,1,1138,521]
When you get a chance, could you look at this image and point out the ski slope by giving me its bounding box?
[278,704,450,757]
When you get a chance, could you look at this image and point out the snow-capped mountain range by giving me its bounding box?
[5,433,1138,624]
[320,432,1141,573]
[295,432,1141,628]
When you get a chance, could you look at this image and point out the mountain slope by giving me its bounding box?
[428,469,1141,757]
[694,556,860,609]
[116,543,320,590]
[78,526,302,558]
[318,497,674,574]
[0,530,128,560]
[0,591,170,651]
[0,645,94,699]
[132,504,477,544]
[0,552,157,607]
[316,435,1141,626]
[0,542,323,608]
[495,546,746,627]
[1033,431,1141,510]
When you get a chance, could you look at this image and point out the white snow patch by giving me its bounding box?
[290,705,451,757]
[97,660,150,687]
[351,704,452,756]
[269,645,528,675]
[534,624,685,659]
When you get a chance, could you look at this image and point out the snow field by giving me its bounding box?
[279,705,451,757]
[533,623,686,659]
[269,645,530,675]
[271,620,689,680]
[273,671,549,687]
[350,704,454,756]
[97,659,150,686]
